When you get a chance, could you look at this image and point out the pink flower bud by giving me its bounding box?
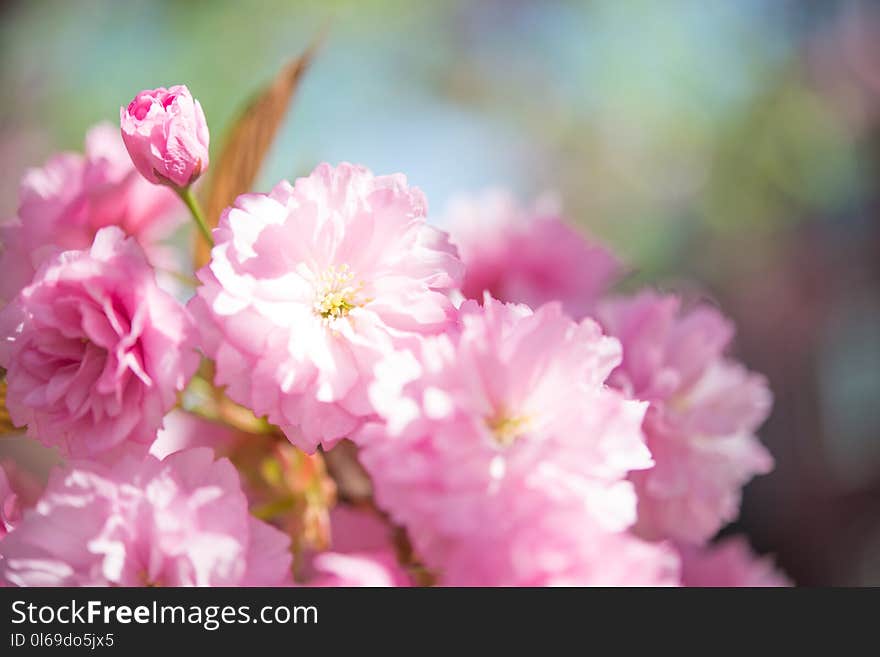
[120,85,209,188]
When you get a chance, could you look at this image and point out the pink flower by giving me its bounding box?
[305,507,411,587]
[435,507,680,586]
[81,124,182,239]
[445,190,620,319]
[0,448,292,586]
[0,465,24,538]
[190,163,464,452]
[358,296,660,585]
[0,123,180,303]
[679,537,791,587]
[597,291,774,544]
[0,460,42,586]
[149,409,238,460]
[308,551,410,587]
[120,85,209,188]
[0,227,199,458]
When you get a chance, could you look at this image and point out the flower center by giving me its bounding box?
[486,412,531,447]
[314,264,363,320]
[138,570,164,587]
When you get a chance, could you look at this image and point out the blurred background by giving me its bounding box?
[2,0,878,585]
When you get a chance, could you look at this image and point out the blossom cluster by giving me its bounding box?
[0,84,788,586]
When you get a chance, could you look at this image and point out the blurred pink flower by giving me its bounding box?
[306,507,411,587]
[0,227,198,458]
[82,124,182,240]
[445,190,620,319]
[325,506,394,553]
[0,123,180,303]
[0,448,292,586]
[436,506,680,586]
[0,459,43,540]
[0,465,23,538]
[359,296,658,585]
[190,163,463,453]
[0,460,42,587]
[120,85,209,188]
[679,536,791,587]
[597,291,773,544]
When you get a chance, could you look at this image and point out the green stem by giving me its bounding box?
[176,186,213,247]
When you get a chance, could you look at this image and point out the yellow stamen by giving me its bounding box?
[316,291,356,319]
[486,412,531,447]
[139,570,163,587]
[314,264,363,320]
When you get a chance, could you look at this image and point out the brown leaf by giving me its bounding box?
[195,35,324,267]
